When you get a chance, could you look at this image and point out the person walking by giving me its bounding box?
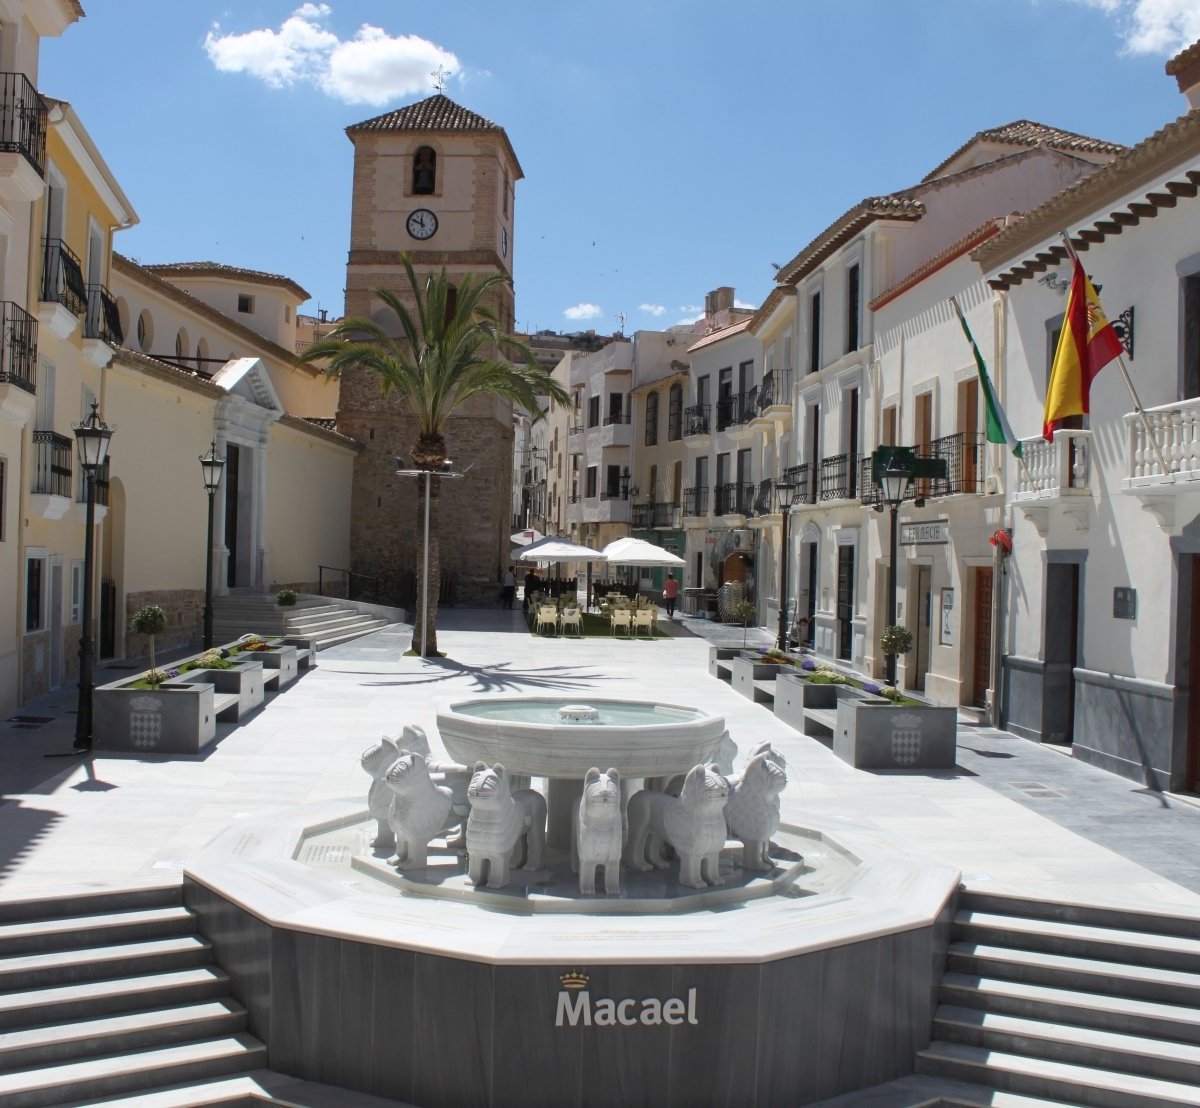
[501,565,516,610]
[662,572,680,619]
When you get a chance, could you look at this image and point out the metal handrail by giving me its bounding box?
[0,300,36,392]
[0,72,47,176]
[32,429,72,497]
[684,404,710,436]
[318,564,379,602]
[41,239,87,318]
[85,283,123,344]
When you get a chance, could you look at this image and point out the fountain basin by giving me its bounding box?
[436,695,727,778]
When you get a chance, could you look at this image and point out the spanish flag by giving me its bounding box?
[1043,259,1124,440]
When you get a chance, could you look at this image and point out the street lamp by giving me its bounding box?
[618,467,639,500]
[774,474,799,652]
[395,458,464,658]
[199,442,226,649]
[879,454,911,687]
[72,402,113,751]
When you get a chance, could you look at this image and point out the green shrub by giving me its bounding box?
[880,624,914,656]
[130,605,168,674]
[276,587,298,607]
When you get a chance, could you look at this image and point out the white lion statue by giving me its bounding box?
[360,736,402,851]
[465,763,547,889]
[384,751,462,869]
[573,767,623,896]
[625,763,730,889]
[725,741,787,871]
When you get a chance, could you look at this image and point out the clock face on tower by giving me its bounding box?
[406,209,438,240]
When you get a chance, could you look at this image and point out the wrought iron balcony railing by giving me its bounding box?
[928,431,985,496]
[602,410,630,426]
[783,463,815,506]
[715,392,753,431]
[758,368,792,411]
[859,457,882,506]
[85,283,123,345]
[567,424,584,436]
[41,238,87,318]
[600,489,629,501]
[684,404,710,436]
[568,492,582,503]
[0,72,47,177]
[714,482,756,515]
[77,460,110,507]
[32,430,72,497]
[819,453,853,501]
[0,301,36,392]
[683,486,709,516]
[753,478,774,515]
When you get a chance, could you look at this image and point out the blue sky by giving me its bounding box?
[40,1,1200,334]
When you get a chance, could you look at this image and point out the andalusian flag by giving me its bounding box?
[1043,258,1123,440]
[950,298,1023,458]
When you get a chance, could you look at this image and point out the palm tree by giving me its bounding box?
[299,255,569,656]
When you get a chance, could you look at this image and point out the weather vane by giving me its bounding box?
[431,65,452,93]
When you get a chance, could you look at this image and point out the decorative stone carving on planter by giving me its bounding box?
[465,763,547,889]
[385,751,463,869]
[833,700,957,770]
[574,767,622,896]
[625,763,730,889]
[726,742,787,871]
[361,736,401,850]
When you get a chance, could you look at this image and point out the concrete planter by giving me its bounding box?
[774,673,870,735]
[237,645,298,688]
[94,681,219,755]
[707,646,740,681]
[178,660,265,720]
[730,653,789,704]
[833,699,957,770]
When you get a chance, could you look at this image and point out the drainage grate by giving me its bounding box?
[297,844,350,865]
[1009,781,1065,799]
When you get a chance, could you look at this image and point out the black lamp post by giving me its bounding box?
[199,442,226,649]
[73,402,113,751]
[880,454,911,687]
[774,475,799,652]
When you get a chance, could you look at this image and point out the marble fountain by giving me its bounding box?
[184,694,960,1107]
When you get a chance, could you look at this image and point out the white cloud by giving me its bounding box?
[639,303,666,316]
[678,304,703,314]
[204,5,460,105]
[564,303,602,321]
[1068,0,1200,53]
[735,299,757,310]
[674,313,703,326]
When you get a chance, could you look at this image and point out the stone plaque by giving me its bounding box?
[899,520,949,545]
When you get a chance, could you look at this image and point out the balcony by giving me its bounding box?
[75,460,110,522]
[0,73,47,202]
[0,301,37,426]
[683,486,709,518]
[752,478,776,519]
[783,463,817,507]
[712,481,755,518]
[1014,430,1091,534]
[600,489,630,501]
[819,453,856,502]
[683,404,711,443]
[39,238,87,339]
[31,430,72,519]
[600,409,632,447]
[715,392,755,440]
[633,501,682,529]
[1120,398,1200,530]
[83,283,123,366]
[566,424,584,452]
[755,368,792,427]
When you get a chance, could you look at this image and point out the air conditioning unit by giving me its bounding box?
[731,529,755,550]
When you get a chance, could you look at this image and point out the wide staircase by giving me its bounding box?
[212,593,390,650]
[0,884,264,1105]
[915,889,1200,1105]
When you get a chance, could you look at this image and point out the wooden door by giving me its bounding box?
[836,544,854,660]
[958,379,979,493]
[913,565,931,691]
[973,567,993,707]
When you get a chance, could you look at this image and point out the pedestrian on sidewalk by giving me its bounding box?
[501,565,516,609]
[662,572,680,619]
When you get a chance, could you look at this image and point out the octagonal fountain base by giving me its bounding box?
[184,799,958,1107]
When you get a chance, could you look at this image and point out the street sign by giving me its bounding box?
[900,520,949,545]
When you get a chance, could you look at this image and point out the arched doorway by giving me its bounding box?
[721,551,753,589]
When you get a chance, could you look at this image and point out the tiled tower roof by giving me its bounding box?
[923,120,1127,182]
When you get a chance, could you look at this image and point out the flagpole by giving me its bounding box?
[1058,232,1171,477]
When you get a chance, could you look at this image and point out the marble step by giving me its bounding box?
[0,937,211,992]
[947,943,1200,1007]
[811,1071,1087,1107]
[959,891,1200,942]
[918,1040,1200,1107]
[955,910,1200,972]
[940,972,1200,1044]
[0,968,232,1032]
[73,1067,414,1106]
[0,885,181,926]
[0,999,247,1070]
[0,907,195,957]
[934,1004,1200,1086]
[307,621,390,649]
[0,1034,266,1108]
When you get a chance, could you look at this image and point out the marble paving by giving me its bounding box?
[2,605,1200,919]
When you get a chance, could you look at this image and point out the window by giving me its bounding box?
[1184,272,1200,399]
[585,465,598,498]
[667,383,682,440]
[587,395,600,428]
[70,559,83,624]
[237,294,254,314]
[503,171,509,216]
[605,464,621,496]
[444,284,458,327]
[846,264,860,353]
[413,146,436,195]
[808,291,822,373]
[175,330,188,362]
[136,310,153,352]
[882,405,897,446]
[696,375,709,407]
[645,391,659,445]
[648,464,658,500]
[284,304,291,323]
[25,552,45,632]
[607,393,623,421]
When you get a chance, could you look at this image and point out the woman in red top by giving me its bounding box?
[662,572,680,618]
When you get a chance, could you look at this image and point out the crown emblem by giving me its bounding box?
[130,696,161,713]
[559,971,589,990]
[891,713,922,729]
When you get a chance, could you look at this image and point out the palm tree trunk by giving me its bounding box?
[412,477,440,656]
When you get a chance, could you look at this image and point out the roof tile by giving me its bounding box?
[347,94,503,135]
[922,119,1126,183]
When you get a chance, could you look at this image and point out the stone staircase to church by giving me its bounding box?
[914,889,1200,1105]
[212,593,391,650]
